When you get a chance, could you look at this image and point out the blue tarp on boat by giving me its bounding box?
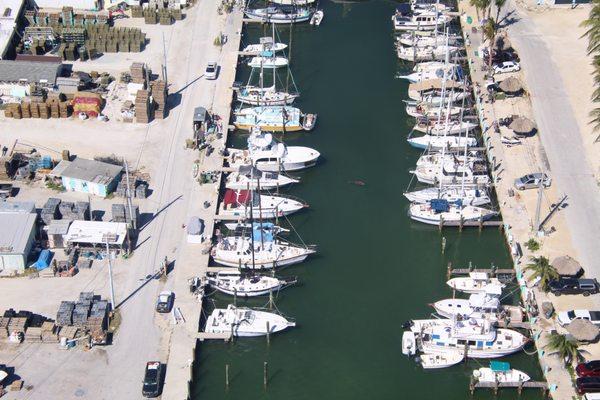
[35,249,53,270]
[490,361,510,372]
[430,199,450,212]
[252,223,274,243]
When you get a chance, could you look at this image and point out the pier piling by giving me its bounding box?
[441,237,446,254]
[263,361,268,389]
[225,364,230,390]
[266,321,270,346]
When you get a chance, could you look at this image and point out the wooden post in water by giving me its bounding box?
[459,215,464,232]
[446,262,452,280]
[493,379,498,395]
[439,216,444,232]
[266,321,270,346]
[517,379,523,395]
[263,361,268,389]
[469,375,475,395]
[441,236,446,254]
[225,364,230,390]
[234,288,237,306]
[478,217,483,232]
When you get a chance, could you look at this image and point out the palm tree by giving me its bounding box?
[545,332,583,366]
[470,0,491,20]
[482,18,497,71]
[494,0,507,26]
[523,256,558,292]
[581,0,600,131]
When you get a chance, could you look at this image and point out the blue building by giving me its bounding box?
[51,157,123,198]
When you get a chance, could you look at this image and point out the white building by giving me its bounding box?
[0,201,37,273]
[50,157,123,198]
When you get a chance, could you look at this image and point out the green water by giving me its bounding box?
[192,2,543,399]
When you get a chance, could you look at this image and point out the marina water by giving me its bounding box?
[192,1,544,398]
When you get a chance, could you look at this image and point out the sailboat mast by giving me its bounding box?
[247,181,256,270]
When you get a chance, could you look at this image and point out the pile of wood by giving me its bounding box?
[24,327,42,343]
[5,100,69,119]
[130,62,146,85]
[58,326,79,340]
[8,317,28,336]
[151,80,167,119]
[135,89,151,123]
[0,317,10,339]
[41,321,59,343]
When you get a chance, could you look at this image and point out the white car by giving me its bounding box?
[493,61,520,75]
[557,309,600,327]
[205,62,218,80]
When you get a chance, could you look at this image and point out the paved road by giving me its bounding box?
[504,2,600,274]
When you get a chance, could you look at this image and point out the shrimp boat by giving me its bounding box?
[204,304,295,337]
[218,189,307,220]
[227,130,320,172]
[205,270,297,296]
[447,272,505,295]
[242,37,288,56]
[234,106,316,132]
[211,223,315,269]
[473,362,531,383]
[248,53,289,69]
[245,7,313,24]
[413,120,478,136]
[418,352,464,369]
[408,199,497,225]
[411,159,490,186]
[404,186,491,206]
[225,165,299,191]
[397,45,460,62]
[407,134,477,151]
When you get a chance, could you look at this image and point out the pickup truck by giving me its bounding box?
[0,183,13,199]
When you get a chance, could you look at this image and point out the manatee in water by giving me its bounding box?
[349,180,366,186]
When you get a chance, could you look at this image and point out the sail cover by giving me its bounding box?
[430,199,450,212]
[223,189,251,206]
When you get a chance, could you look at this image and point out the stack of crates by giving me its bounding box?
[41,321,58,343]
[56,301,75,326]
[135,90,151,123]
[111,203,126,222]
[41,197,61,224]
[151,80,167,119]
[130,62,146,85]
[21,102,31,118]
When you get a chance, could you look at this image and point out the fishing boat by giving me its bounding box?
[397,44,460,62]
[402,331,417,356]
[392,11,453,31]
[245,7,313,24]
[310,10,323,25]
[404,186,491,206]
[218,189,307,220]
[242,37,288,55]
[418,352,464,369]
[211,225,315,269]
[447,272,505,295]
[234,106,316,132]
[419,318,528,358]
[397,32,461,47]
[205,270,297,296]
[407,134,477,151]
[248,53,289,69]
[227,131,320,172]
[404,101,464,119]
[408,199,497,225]
[236,85,299,106]
[225,165,299,190]
[433,293,501,320]
[411,159,490,186]
[204,304,295,337]
[473,362,531,383]
[413,120,478,136]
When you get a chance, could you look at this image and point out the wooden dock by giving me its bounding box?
[197,332,233,341]
[497,320,532,329]
[471,380,548,395]
[448,268,516,276]
[437,219,504,230]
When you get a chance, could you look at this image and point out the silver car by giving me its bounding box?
[514,173,551,190]
[205,62,218,80]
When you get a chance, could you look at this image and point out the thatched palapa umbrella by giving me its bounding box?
[552,255,583,277]
[509,116,536,135]
[567,319,600,342]
[498,77,523,94]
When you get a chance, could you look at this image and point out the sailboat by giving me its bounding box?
[398,64,462,84]
[234,106,316,132]
[413,120,478,136]
[225,165,299,190]
[408,199,497,225]
[245,7,313,24]
[218,189,307,220]
[408,134,477,150]
[396,44,460,62]
[404,186,491,206]
[205,270,297,296]
[242,37,288,56]
[411,159,490,186]
[397,32,461,47]
[404,101,464,119]
[204,304,295,337]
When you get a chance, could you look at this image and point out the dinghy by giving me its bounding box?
[206,271,297,296]
[204,305,295,337]
[418,352,464,369]
[310,10,323,25]
[447,272,505,295]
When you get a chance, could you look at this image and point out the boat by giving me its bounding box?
[408,199,497,226]
[236,85,299,106]
[447,272,505,295]
[224,221,290,236]
[433,293,501,320]
[413,120,478,136]
[225,165,299,190]
[415,152,484,168]
[392,11,453,31]
[242,37,288,55]
[411,0,453,13]
[404,186,491,206]
[218,189,307,220]
[473,361,531,383]
[397,45,460,62]
[248,53,289,69]
[418,352,464,369]
[397,32,461,47]
[411,159,490,186]
[234,106,316,132]
[398,65,462,84]
[413,61,458,73]
[211,223,315,269]
[270,0,315,5]
[245,7,313,24]
[205,270,297,296]
[310,10,323,25]
[402,331,417,356]
[204,304,295,337]
[227,130,320,172]
[404,101,464,119]
[419,318,528,358]
[407,134,477,151]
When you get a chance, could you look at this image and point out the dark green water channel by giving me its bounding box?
[192,1,543,398]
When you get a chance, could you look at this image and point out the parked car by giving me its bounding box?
[142,361,163,398]
[493,61,521,74]
[578,361,600,377]
[205,62,218,80]
[513,173,551,190]
[155,291,174,313]
[577,377,600,394]
[549,278,600,297]
[558,310,600,327]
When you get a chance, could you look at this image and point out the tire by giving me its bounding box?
[584,291,590,297]
[554,291,561,297]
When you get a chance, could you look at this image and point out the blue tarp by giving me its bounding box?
[490,361,510,372]
[259,50,274,58]
[252,222,274,243]
[430,199,450,213]
[35,249,53,270]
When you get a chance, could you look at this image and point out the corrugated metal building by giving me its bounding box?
[0,201,37,273]
[50,157,122,198]
[0,59,62,97]
[32,0,103,11]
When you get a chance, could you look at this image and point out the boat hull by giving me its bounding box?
[213,251,313,269]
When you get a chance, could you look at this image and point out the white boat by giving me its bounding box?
[225,165,299,191]
[411,0,453,13]
[413,61,458,73]
[433,293,501,321]
[411,160,490,186]
[397,32,461,47]
[405,101,464,119]
[397,45,460,62]
[206,270,297,296]
[404,186,491,206]
[270,0,315,5]
[245,7,313,24]
[204,305,295,337]
[310,10,323,25]
[415,152,484,168]
[392,11,453,31]
[398,65,462,84]
[408,200,497,226]
[418,352,464,369]
[419,319,528,358]
[407,134,477,151]
[413,120,478,136]
[402,331,417,356]
[242,37,288,56]
[474,362,531,383]
[248,54,289,69]
[409,89,470,105]
[447,272,505,295]
[227,131,320,172]
[234,106,316,132]
[218,189,306,220]
[236,85,299,106]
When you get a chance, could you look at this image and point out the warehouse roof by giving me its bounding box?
[52,158,122,185]
[0,200,35,213]
[64,221,127,246]
[0,211,36,254]
[0,59,61,84]
[0,0,26,59]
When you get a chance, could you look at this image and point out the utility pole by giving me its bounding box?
[162,32,168,85]
[105,238,116,310]
[533,172,544,233]
[124,161,136,230]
